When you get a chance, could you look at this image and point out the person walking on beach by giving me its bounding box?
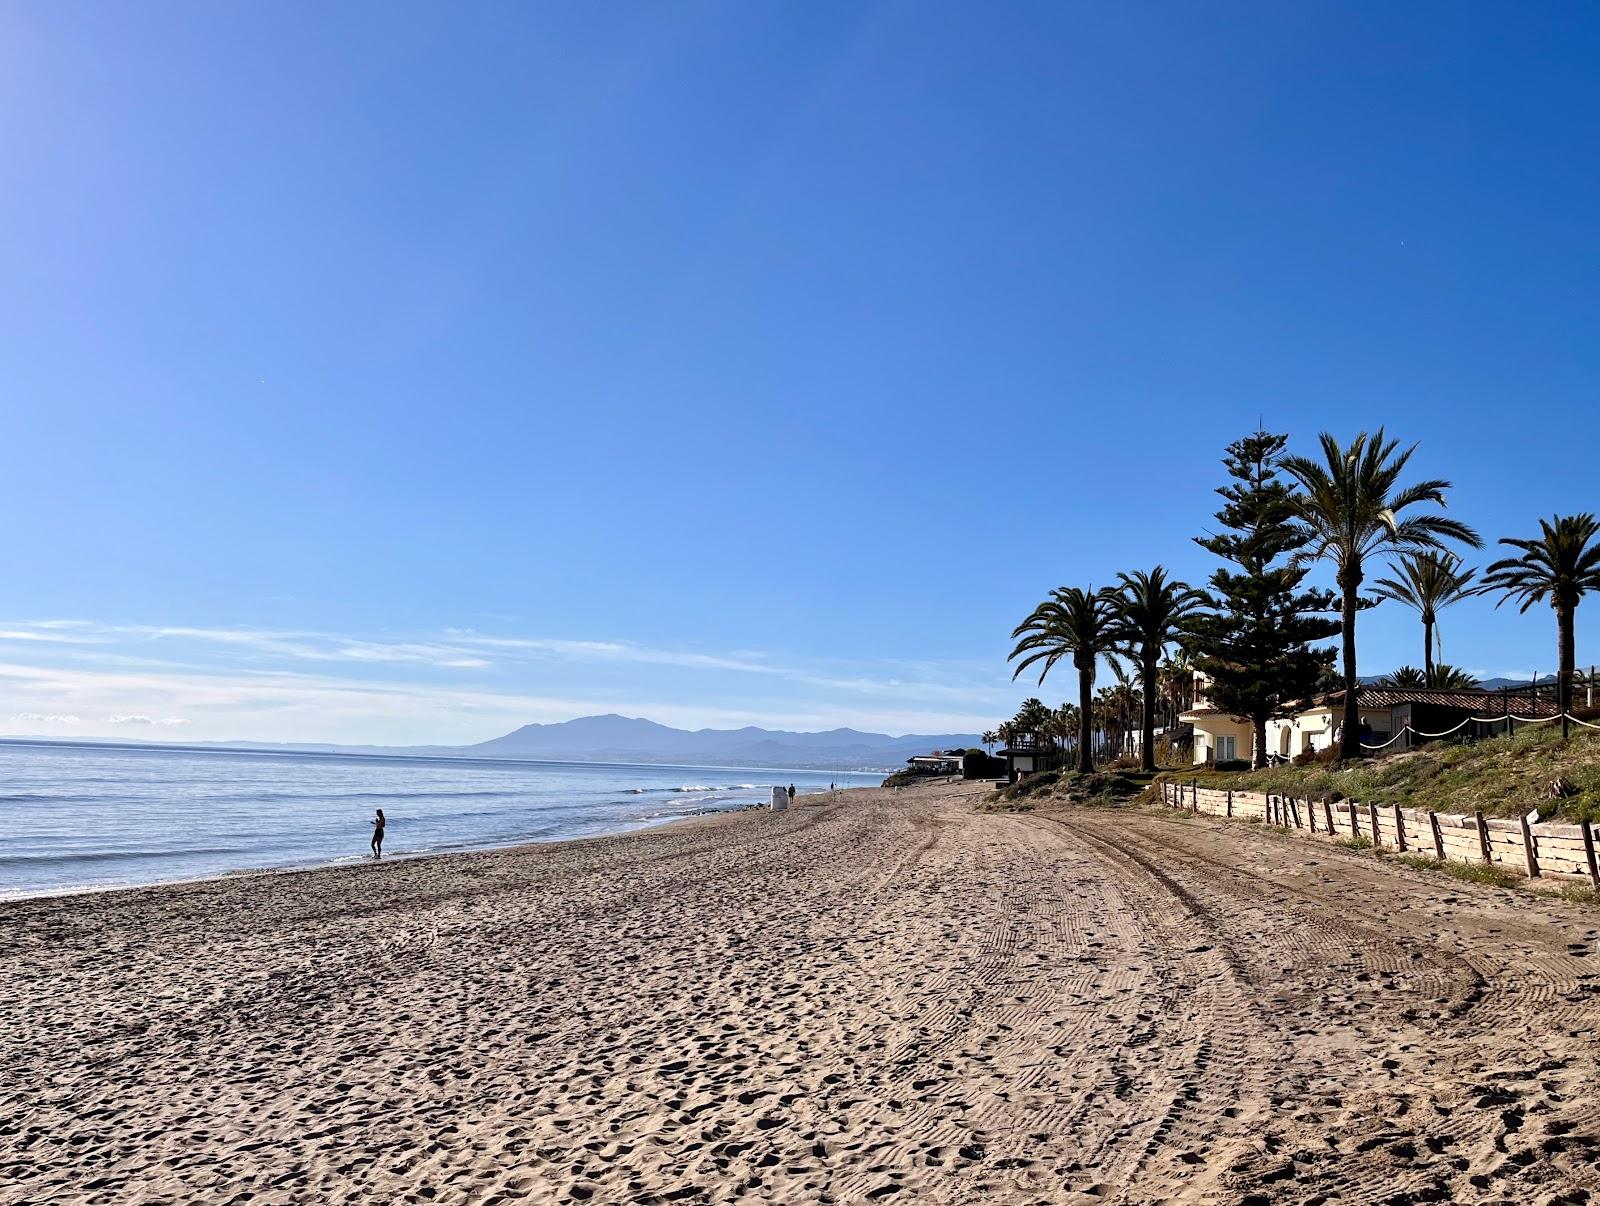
[787,783,796,806]
[371,808,386,858]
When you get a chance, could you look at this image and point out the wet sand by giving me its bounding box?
[3,780,1599,1204]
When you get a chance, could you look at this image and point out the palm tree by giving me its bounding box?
[981,729,997,755]
[1282,430,1480,758]
[1045,703,1079,759]
[1372,551,1480,675]
[1009,586,1119,774]
[1108,567,1207,771]
[1158,650,1194,731]
[1381,664,1480,691]
[1012,697,1052,734]
[1482,514,1600,720]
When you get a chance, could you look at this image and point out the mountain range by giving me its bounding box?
[184,715,982,771]
[455,715,979,770]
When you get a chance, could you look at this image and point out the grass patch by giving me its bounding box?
[1336,835,1373,851]
[1557,883,1600,907]
[1160,725,1600,822]
[1396,853,1520,888]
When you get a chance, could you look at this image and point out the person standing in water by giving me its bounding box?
[371,808,386,858]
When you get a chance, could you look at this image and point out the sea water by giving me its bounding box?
[0,741,882,898]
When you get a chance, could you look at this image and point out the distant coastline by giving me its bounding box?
[0,712,980,772]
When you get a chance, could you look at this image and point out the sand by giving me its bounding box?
[3,779,1599,1204]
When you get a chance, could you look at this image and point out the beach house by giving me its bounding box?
[1183,677,1561,765]
[997,731,1065,783]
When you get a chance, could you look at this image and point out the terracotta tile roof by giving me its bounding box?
[1326,686,1561,715]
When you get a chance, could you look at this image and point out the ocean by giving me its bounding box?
[0,740,883,899]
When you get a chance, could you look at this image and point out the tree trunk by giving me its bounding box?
[1558,600,1575,719]
[1253,715,1268,770]
[1140,651,1158,772]
[1339,571,1361,759]
[1076,661,1095,775]
[1422,615,1435,677]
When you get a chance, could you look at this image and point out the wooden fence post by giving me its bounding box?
[1324,799,1335,834]
[1368,802,1382,848]
[1393,804,1407,852]
[1225,789,1233,818]
[1582,821,1600,889]
[1308,799,1318,833]
[1519,809,1541,878]
[1349,801,1360,839]
[1191,780,1199,813]
[1474,810,1492,865]
[1288,797,1301,829]
[1428,811,1445,860]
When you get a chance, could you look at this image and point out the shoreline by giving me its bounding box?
[0,788,798,908]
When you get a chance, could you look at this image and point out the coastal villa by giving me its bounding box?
[1182,676,1560,764]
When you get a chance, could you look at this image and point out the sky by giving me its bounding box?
[2,2,1598,745]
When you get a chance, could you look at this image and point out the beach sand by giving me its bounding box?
[4,779,1599,1204]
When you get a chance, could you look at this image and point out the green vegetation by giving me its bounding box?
[1398,854,1520,889]
[1381,663,1481,690]
[1184,431,1339,769]
[992,429,1598,815]
[1106,567,1206,772]
[1282,429,1482,759]
[1483,513,1600,719]
[1337,835,1373,851]
[1168,724,1600,822]
[993,768,1148,809]
[1373,551,1480,677]
[1008,587,1120,774]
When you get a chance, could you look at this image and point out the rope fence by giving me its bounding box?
[1359,710,1594,751]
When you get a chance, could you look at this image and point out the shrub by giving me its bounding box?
[1214,758,1249,772]
[999,769,1063,801]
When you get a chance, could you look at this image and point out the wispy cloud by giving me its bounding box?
[15,712,80,724]
[449,633,778,674]
[0,618,1021,742]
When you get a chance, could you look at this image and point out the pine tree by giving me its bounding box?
[1184,432,1340,768]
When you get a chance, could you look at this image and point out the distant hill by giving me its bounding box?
[459,714,981,770]
[116,714,981,771]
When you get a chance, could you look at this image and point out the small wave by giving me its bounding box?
[0,846,248,866]
[671,785,715,793]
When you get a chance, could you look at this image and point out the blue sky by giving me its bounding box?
[2,2,1598,744]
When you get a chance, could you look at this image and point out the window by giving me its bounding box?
[1217,735,1236,761]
